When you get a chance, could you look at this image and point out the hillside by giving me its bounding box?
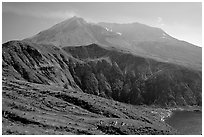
[2,39,201,135]
[2,78,177,135]
[3,41,202,107]
[63,44,202,106]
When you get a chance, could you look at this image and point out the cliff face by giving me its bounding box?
[63,44,202,107]
[2,41,202,108]
[2,41,80,90]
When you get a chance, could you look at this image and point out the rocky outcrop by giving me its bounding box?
[2,41,79,90]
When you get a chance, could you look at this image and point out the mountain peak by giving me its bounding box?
[69,16,85,21]
[64,16,86,24]
[70,16,83,20]
[50,16,87,30]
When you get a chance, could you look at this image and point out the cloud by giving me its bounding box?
[156,17,165,27]
[2,4,78,19]
[157,17,162,23]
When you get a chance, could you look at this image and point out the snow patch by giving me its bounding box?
[161,33,167,38]
[105,27,112,32]
[116,32,122,35]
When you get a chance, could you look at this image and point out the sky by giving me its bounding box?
[2,2,202,46]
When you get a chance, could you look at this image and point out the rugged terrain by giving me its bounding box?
[2,17,202,135]
[63,44,202,106]
[3,41,202,107]
[2,40,201,134]
[2,78,177,135]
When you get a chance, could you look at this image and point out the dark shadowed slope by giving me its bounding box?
[63,44,202,106]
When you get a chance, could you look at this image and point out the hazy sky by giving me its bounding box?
[2,2,202,46]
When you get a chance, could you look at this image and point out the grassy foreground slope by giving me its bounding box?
[2,78,176,135]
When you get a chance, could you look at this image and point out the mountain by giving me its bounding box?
[98,22,202,71]
[25,16,131,50]
[25,17,201,71]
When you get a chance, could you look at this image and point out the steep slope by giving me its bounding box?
[63,44,202,106]
[2,40,80,89]
[98,22,202,71]
[3,40,202,106]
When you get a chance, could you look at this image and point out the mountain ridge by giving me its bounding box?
[24,16,201,71]
[3,40,202,107]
